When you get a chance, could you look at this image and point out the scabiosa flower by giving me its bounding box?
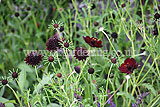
[154,13,160,20]
[57,73,62,78]
[15,12,19,17]
[74,66,80,74]
[94,22,99,26]
[121,3,126,8]
[111,32,118,39]
[111,58,117,64]
[48,20,63,30]
[46,36,62,52]
[83,36,102,48]
[19,48,23,52]
[1,79,8,85]
[64,42,69,48]
[24,51,43,67]
[48,56,54,62]
[88,68,94,74]
[27,7,31,11]
[11,29,15,33]
[104,74,108,80]
[53,24,59,28]
[74,47,89,61]
[59,26,64,32]
[118,58,139,74]
[0,103,5,107]
[12,72,18,78]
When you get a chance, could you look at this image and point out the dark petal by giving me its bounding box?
[124,58,136,66]
[83,36,91,44]
[118,63,129,73]
[134,63,139,69]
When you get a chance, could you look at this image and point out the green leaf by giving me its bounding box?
[18,70,26,91]
[4,100,17,104]
[47,103,61,107]
[0,97,15,107]
[18,63,33,72]
[0,86,5,97]
[140,83,157,96]
[117,92,136,102]
[33,74,54,94]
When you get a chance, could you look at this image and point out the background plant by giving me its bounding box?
[0,0,160,107]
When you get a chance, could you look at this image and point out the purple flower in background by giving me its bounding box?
[107,89,116,107]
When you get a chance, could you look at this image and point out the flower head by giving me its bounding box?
[111,58,117,64]
[118,58,139,74]
[154,13,160,20]
[24,51,43,67]
[64,42,69,48]
[57,73,62,78]
[1,79,8,85]
[83,36,102,48]
[46,36,62,52]
[88,67,94,74]
[12,72,18,78]
[48,56,54,62]
[74,47,89,61]
[111,32,118,39]
[74,66,80,74]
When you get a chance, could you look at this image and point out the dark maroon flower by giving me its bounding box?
[12,72,18,78]
[74,66,80,74]
[15,12,19,17]
[19,48,23,52]
[88,68,94,74]
[118,58,139,74]
[0,103,5,107]
[11,29,15,33]
[27,7,31,11]
[59,26,64,32]
[64,42,69,48]
[111,58,117,64]
[112,13,116,19]
[57,73,62,78]
[74,47,89,61]
[94,22,99,26]
[48,56,54,62]
[83,36,102,48]
[1,79,8,85]
[53,24,59,28]
[104,74,108,80]
[121,3,126,8]
[46,36,62,52]
[111,32,118,39]
[154,13,160,20]
[24,51,42,67]
[91,3,96,10]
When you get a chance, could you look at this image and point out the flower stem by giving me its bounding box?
[104,79,127,106]
[101,30,120,61]
[7,84,23,106]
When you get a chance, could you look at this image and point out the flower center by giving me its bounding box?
[126,64,133,71]
[91,38,96,45]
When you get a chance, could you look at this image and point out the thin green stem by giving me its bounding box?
[7,84,23,106]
